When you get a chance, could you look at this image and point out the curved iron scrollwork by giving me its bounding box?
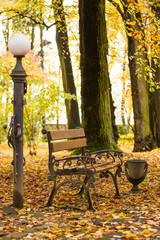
[47,155,96,210]
[88,150,123,166]
[87,150,123,199]
[7,115,23,148]
[7,116,15,149]
[4,115,25,182]
[48,155,96,177]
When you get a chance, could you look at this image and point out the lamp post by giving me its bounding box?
[8,33,30,209]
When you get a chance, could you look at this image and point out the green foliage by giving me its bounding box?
[0,51,71,153]
[118,134,134,146]
[0,52,14,143]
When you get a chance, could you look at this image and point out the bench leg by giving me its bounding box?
[78,175,89,195]
[85,186,95,211]
[47,176,95,210]
[46,179,57,207]
[102,166,122,198]
[78,176,95,211]
[85,176,95,211]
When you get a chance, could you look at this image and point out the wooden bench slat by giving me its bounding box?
[51,138,87,152]
[92,161,113,167]
[87,162,120,173]
[48,129,85,140]
[56,167,94,175]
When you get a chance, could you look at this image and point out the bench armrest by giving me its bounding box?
[87,150,123,166]
[48,155,96,178]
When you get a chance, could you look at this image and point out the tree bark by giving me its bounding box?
[127,34,152,151]
[109,80,119,143]
[149,62,160,147]
[149,2,160,147]
[52,0,80,129]
[108,0,152,151]
[2,19,10,51]
[79,0,118,150]
[40,25,44,69]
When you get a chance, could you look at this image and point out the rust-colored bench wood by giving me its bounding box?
[57,167,93,175]
[94,162,120,173]
[48,129,85,141]
[50,138,87,152]
[91,161,113,168]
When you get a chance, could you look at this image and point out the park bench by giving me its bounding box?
[42,128,123,210]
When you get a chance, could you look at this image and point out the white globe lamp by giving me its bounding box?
[8,33,30,56]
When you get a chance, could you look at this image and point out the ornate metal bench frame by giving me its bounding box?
[42,128,123,210]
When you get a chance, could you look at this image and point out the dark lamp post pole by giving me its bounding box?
[8,33,30,209]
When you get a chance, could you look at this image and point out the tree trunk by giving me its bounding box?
[108,0,152,151]
[31,24,35,50]
[79,0,118,150]
[40,25,44,69]
[109,80,119,143]
[125,2,152,152]
[127,33,152,151]
[150,62,160,147]
[149,2,160,147]
[2,19,10,51]
[52,0,80,129]
[106,28,119,143]
[121,52,127,126]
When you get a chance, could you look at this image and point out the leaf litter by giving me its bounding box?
[0,143,160,239]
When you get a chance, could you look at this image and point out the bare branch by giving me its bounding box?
[107,0,126,21]
[0,9,58,30]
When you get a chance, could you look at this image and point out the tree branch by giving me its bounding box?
[0,9,58,30]
[107,0,126,21]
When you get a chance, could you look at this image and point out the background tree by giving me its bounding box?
[52,0,80,128]
[148,0,160,147]
[108,0,152,151]
[0,0,80,129]
[79,0,118,150]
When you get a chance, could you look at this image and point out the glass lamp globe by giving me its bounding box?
[8,33,31,56]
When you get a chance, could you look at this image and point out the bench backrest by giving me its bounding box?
[47,128,87,153]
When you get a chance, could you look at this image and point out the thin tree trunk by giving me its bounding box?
[108,0,152,151]
[150,63,160,147]
[40,25,44,69]
[127,33,151,151]
[52,0,80,129]
[2,19,10,51]
[149,2,160,147]
[31,24,35,50]
[79,0,118,150]
[121,52,127,126]
[106,28,119,143]
[109,80,119,143]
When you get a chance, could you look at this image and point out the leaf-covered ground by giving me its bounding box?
[0,141,160,239]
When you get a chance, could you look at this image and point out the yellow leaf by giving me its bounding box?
[141,229,150,235]
[119,212,126,218]
[76,224,82,228]
[54,224,59,228]
[118,230,124,233]
[130,21,136,26]
[127,32,133,37]
[70,212,77,216]
[122,231,138,239]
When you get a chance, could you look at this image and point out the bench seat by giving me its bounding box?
[42,128,123,210]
